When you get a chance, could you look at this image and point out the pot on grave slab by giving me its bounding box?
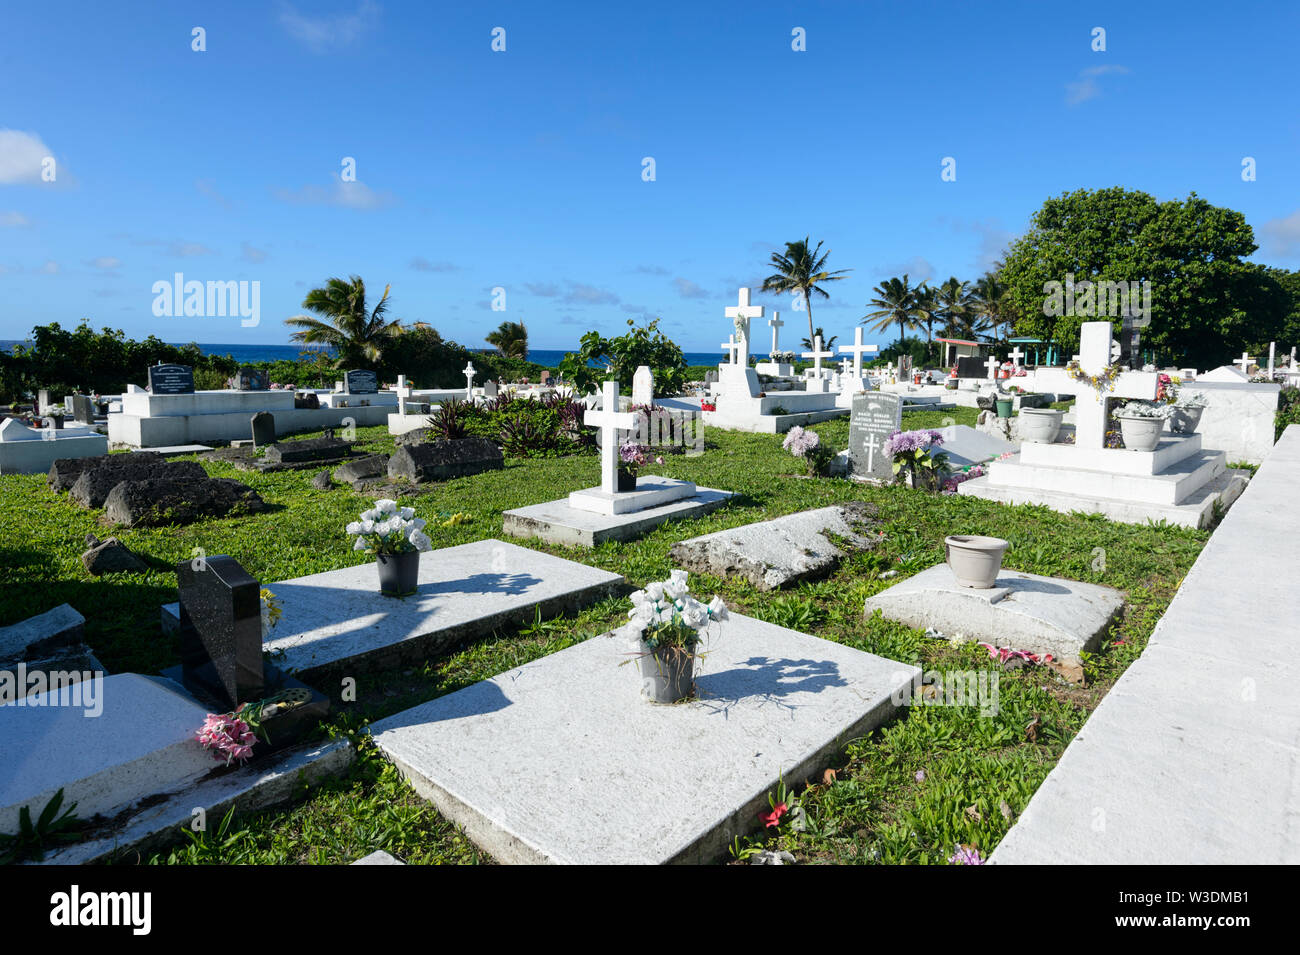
[944,535,1009,589]
[1114,412,1166,452]
[637,642,696,704]
[617,466,637,492]
[995,397,1013,418]
[1018,407,1063,444]
[1169,406,1204,434]
[376,550,420,597]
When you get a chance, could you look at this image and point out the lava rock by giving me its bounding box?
[81,535,148,575]
[69,456,207,509]
[387,438,503,484]
[103,477,266,527]
[49,451,165,493]
[311,469,333,490]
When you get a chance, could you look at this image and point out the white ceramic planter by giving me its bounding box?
[1169,406,1204,434]
[1018,408,1064,444]
[944,535,1009,589]
[1115,413,1166,452]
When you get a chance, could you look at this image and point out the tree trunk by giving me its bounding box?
[804,290,814,343]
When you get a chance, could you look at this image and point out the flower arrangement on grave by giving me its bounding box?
[782,425,834,476]
[196,710,258,765]
[769,349,796,363]
[700,401,716,412]
[259,588,282,640]
[1174,389,1207,409]
[347,499,433,596]
[1114,399,1170,419]
[1065,359,1124,393]
[626,570,727,703]
[884,429,950,491]
[618,441,663,479]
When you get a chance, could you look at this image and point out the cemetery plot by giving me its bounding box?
[160,540,624,678]
[369,614,919,864]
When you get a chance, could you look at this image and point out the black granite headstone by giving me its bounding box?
[956,356,986,379]
[72,394,95,425]
[234,366,269,391]
[343,369,378,394]
[848,392,902,483]
[148,363,196,395]
[177,556,264,710]
[250,411,275,447]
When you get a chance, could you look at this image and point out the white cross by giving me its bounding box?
[862,433,880,472]
[840,358,852,375]
[720,335,739,363]
[584,380,637,495]
[1008,346,1025,368]
[396,374,414,414]
[985,355,1001,380]
[725,287,764,366]
[838,327,879,379]
[768,311,784,353]
[1268,341,1276,378]
[802,335,834,376]
[463,362,476,400]
[1032,321,1159,448]
[1234,352,1255,376]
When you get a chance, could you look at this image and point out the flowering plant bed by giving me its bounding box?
[885,429,950,491]
[782,425,833,476]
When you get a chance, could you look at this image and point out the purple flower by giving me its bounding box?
[948,844,985,866]
[884,429,945,457]
[782,425,821,458]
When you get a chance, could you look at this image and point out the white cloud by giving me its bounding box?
[873,256,934,283]
[410,257,459,272]
[37,260,58,274]
[87,256,121,269]
[242,242,269,264]
[524,282,561,297]
[672,277,709,299]
[196,178,233,208]
[0,130,56,185]
[168,241,215,257]
[273,174,394,210]
[279,1,380,54]
[1065,65,1130,106]
[562,282,619,306]
[1260,209,1300,259]
[0,211,30,227]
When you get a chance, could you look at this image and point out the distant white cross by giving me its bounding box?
[985,355,1001,380]
[1234,352,1255,376]
[1008,346,1025,368]
[1268,341,1276,378]
[720,335,739,363]
[396,374,414,414]
[1032,321,1159,448]
[802,335,834,377]
[584,379,637,495]
[839,327,879,379]
[768,311,784,353]
[463,362,476,400]
[725,287,764,365]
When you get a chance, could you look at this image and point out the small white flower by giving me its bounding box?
[707,596,729,621]
[352,537,367,551]
[409,518,426,532]
[360,519,375,534]
[399,507,415,520]
[346,521,361,535]
[645,581,664,601]
[409,531,431,551]
[681,604,707,628]
[375,499,398,515]
[360,509,377,522]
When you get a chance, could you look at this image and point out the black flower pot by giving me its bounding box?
[616,467,637,492]
[376,550,420,597]
[637,644,696,703]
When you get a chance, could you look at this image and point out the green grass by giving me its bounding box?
[0,411,1206,865]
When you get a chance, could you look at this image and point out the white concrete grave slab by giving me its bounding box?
[369,614,919,864]
[864,563,1125,664]
[0,674,215,832]
[161,540,623,676]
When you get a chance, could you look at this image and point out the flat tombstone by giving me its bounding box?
[250,411,276,447]
[632,365,654,405]
[177,555,264,710]
[72,395,95,425]
[848,392,902,482]
[483,380,499,398]
[956,356,986,379]
[234,366,269,391]
[344,369,378,394]
[148,364,195,395]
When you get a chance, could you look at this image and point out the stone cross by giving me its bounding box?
[1268,342,1276,378]
[395,374,413,415]
[725,287,764,366]
[1033,321,1159,449]
[463,362,477,400]
[838,327,879,379]
[768,311,784,353]
[584,380,638,495]
[861,432,881,472]
[1008,346,1025,368]
[802,336,834,377]
[1234,352,1255,376]
[985,355,1001,380]
[720,335,739,364]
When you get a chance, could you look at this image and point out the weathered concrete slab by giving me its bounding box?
[0,604,85,661]
[161,540,623,677]
[370,614,918,864]
[504,487,733,547]
[0,674,214,832]
[670,503,878,591]
[863,562,1124,663]
[937,425,1014,468]
[992,425,1300,865]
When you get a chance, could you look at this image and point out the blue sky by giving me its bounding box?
[2,0,1298,352]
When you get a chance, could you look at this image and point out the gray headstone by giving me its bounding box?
[848,392,902,482]
[37,389,54,415]
[148,364,196,395]
[177,556,264,711]
[483,380,499,398]
[72,394,95,425]
[632,365,654,405]
[234,366,269,391]
[344,369,378,394]
[250,412,275,447]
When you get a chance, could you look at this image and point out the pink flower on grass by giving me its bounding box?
[948,844,985,865]
[196,712,258,765]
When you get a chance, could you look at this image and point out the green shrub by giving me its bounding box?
[1277,386,1300,440]
[424,394,592,458]
[557,318,686,397]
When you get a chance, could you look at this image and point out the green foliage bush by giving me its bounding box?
[424,394,592,458]
[557,318,686,397]
[1277,386,1300,440]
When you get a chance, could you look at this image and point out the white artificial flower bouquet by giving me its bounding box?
[346,499,433,555]
[627,569,728,654]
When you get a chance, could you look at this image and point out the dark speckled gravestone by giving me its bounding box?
[250,411,275,448]
[178,556,263,711]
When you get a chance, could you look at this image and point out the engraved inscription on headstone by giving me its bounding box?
[344,369,379,394]
[848,392,902,483]
[148,363,196,395]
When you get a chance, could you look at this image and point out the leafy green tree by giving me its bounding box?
[557,317,686,397]
[863,275,925,352]
[285,276,402,369]
[1000,188,1278,368]
[933,276,976,340]
[969,272,1016,344]
[760,237,852,343]
[485,320,529,360]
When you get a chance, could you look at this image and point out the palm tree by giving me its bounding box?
[970,273,1015,345]
[486,320,528,360]
[913,283,940,362]
[799,327,838,351]
[863,275,925,352]
[933,276,975,338]
[285,276,401,368]
[760,237,852,344]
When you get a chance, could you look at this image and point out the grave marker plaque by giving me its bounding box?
[848,392,902,483]
[344,369,378,394]
[177,556,264,710]
[956,356,986,379]
[250,412,276,447]
[72,394,96,425]
[148,364,196,395]
[234,366,269,391]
